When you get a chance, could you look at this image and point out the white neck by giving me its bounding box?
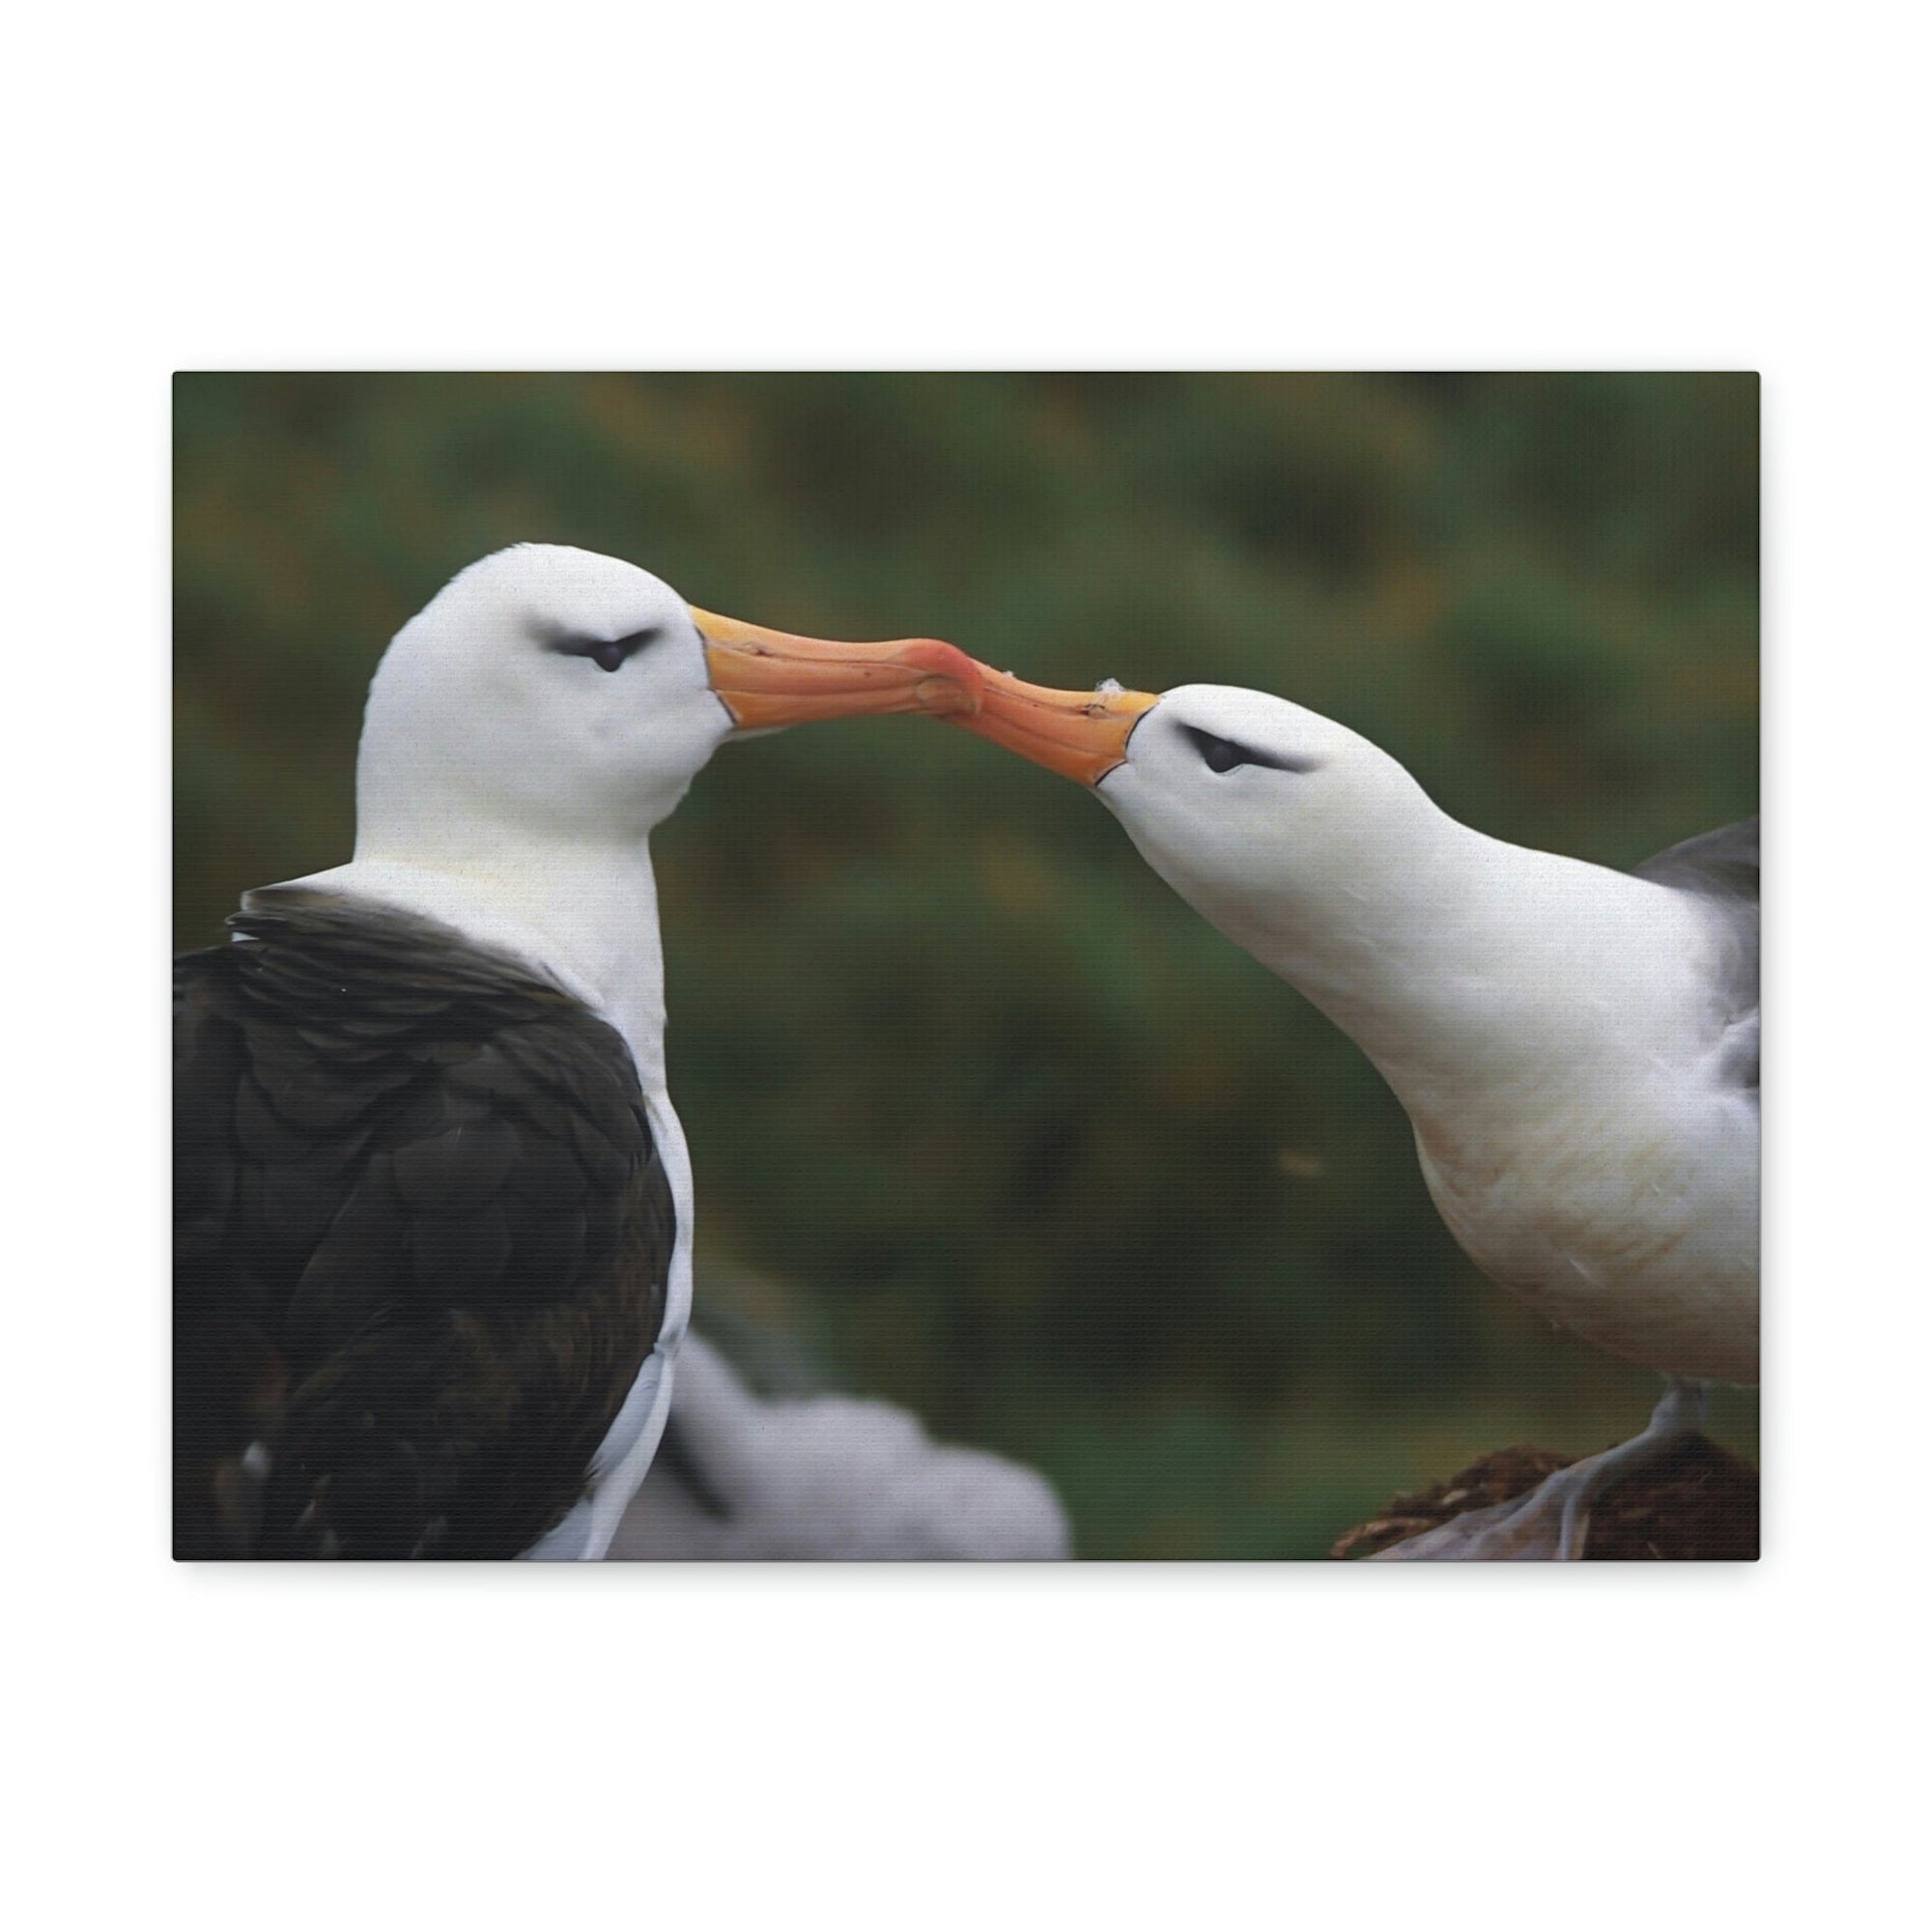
[1152,818,1712,1144]
[288,826,670,1093]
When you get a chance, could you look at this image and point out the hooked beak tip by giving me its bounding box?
[945,662,1159,785]
[894,639,983,718]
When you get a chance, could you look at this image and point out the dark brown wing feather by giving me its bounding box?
[174,890,675,1559]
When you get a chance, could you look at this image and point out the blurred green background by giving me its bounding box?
[174,373,1758,1557]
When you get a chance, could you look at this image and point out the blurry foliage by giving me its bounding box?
[174,373,1758,1555]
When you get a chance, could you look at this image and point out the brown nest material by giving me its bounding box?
[1329,1434,1759,1561]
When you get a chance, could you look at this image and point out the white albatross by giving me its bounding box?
[946,668,1757,1560]
[174,544,980,1559]
[609,1334,1071,1560]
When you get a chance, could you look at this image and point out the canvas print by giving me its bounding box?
[174,373,1759,1560]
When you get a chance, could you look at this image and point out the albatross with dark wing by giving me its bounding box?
[174,545,979,1559]
[948,670,1756,1560]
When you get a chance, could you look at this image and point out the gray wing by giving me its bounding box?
[1635,815,1758,1099]
[1634,815,1758,905]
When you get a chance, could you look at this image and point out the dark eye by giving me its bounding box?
[554,627,661,673]
[1180,724,1321,775]
[1185,728,1250,773]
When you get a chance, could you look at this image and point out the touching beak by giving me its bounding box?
[694,608,982,729]
[944,665,1160,785]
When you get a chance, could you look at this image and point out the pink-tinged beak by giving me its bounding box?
[693,607,982,729]
[945,663,1159,785]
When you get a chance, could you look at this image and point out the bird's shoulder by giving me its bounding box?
[174,889,660,1255]
[1633,814,1758,907]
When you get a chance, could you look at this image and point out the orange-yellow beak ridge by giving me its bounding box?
[944,663,1160,785]
[694,607,982,730]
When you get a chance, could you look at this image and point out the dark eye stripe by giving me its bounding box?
[1180,724,1321,775]
[553,627,662,673]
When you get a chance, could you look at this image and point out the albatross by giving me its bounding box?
[174,544,979,1559]
[947,669,1757,1559]
[609,1334,1071,1560]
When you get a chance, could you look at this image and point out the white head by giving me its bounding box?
[1098,684,1447,943]
[358,546,723,855]
[948,670,1455,980]
[354,544,980,867]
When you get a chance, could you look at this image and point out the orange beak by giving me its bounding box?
[694,607,981,729]
[945,665,1160,785]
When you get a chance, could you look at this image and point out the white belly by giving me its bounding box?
[1413,1078,1758,1384]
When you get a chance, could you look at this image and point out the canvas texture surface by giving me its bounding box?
[173,372,1759,1560]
